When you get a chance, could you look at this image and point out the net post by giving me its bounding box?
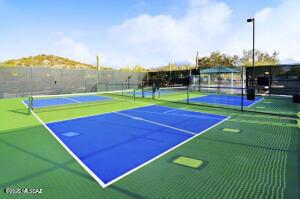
[122,83,124,96]
[28,96,33,115]
[152,84,155,100]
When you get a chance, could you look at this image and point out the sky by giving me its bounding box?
[0,0,299,67]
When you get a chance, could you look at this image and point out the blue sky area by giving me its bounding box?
[0,0,299,67]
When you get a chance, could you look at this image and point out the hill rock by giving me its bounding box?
[0,54,96,69]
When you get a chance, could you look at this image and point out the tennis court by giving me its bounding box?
[0,89,299,198]
[24,95,112,108]
[189,94,263,107]
[43,105,228,187]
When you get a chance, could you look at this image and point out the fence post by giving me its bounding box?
[152,84,155,100]
[187,85,189,104]
[142,82,144,98]
[269,65,272,97]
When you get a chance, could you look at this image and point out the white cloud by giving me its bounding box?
[101,0,232,67]
[99,0,300,67]
[255,7,272,23]
[3,0,299,67]
[256,0,300,61]
[227,0,300,61]
[52,37,95,64]
[188,0,211,7]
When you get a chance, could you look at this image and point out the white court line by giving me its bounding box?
[115,112,197,136]
[29,109,107,188]
[64,97,82,103]
[47,104,155,124]
[23,101,230,188]
[156,104,229,118]
[190,95,265,108]
[125,109,225,120]
[21,100,29,108]
[103,114,231,187]
[247,97,265,108]
[22,97,99,109]
[162,109,178,114]
[25,91,134,109]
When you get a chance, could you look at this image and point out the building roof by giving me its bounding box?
[200,66,239,74]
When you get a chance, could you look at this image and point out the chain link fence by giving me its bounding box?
[0,66,146,98]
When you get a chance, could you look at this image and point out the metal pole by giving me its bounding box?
[247,18,255,89]
[146,72,149,87]
[269,65,272,97]
[252,19,255,88]
[96,56,100,92]
[218,67,221,93]
[142,82,144,98]
[187,85,189,104]
[196,51,200,92]
[241,66,244,111]
[169,62,171,85]
[152,84,155,100]
[30,66,33,97]
[29,66,33,114]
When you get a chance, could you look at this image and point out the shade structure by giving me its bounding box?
[200,66,239,74]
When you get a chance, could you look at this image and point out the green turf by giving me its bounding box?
[0,95,299,198]
[246,96,300,117]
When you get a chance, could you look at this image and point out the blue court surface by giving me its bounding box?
[45,105,228,187]
[24,95,112,108]
[189,94,263,107]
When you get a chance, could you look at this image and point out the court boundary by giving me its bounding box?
[24,103,230,188]
[23,95,114,109]
[189,95,264,108]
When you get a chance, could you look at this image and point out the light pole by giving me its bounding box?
[247,18,255,88]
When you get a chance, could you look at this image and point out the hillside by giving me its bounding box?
[0,54,97,69]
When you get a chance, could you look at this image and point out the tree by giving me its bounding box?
[119,64,147,72]
[242,50,279,66]
[132,64,147,72]
[197,51,236,67]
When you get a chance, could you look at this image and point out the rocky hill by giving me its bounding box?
[0,54,97,69]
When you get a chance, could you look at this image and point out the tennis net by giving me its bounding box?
[151,85,245,109]
[137,86,189,103]
[26,89,136,113]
